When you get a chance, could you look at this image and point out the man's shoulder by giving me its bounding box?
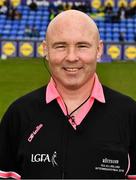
[103,85,136,106]
[8,86,47,111]
[16,85,46,101]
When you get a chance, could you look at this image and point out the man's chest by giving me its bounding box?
[17,105,129,179]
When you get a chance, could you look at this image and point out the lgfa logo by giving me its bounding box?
[31,151,58,167]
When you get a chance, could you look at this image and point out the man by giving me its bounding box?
[0,10,136,179]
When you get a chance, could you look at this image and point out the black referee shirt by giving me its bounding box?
[0,85,136,179]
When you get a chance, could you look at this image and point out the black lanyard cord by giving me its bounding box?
[64,95,91,122]
[43,57,91,122]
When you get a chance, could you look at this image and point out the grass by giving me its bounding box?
[0,58,50,119]
[97,61,136,99]
[0,58,136,119]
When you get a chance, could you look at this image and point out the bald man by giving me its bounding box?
[0,10,136,179]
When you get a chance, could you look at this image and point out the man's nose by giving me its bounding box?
[66,47,79,62]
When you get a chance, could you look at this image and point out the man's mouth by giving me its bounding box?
[63,67,82,72]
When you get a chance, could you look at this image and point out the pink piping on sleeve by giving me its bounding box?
[125,153,130,176]
[0,170,21,180]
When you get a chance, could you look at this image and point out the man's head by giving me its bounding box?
[43,10,103,90]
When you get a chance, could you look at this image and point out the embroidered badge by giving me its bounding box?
[31,151,58,167]
[95,158,124,173]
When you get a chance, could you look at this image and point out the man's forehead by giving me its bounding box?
[47,27,97,46]
[49,23,92,36]
[46,10,99,41]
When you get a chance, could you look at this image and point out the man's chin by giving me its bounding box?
[63,82,82,90]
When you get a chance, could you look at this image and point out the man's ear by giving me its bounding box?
[42,40,48,60]
[97,40,104,60]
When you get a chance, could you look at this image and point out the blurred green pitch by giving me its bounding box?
[0,58,136,119]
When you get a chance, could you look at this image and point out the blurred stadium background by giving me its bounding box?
[0,0,136,119]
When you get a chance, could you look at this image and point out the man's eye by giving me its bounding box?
[55,46,65,49]
[78,45,88,48]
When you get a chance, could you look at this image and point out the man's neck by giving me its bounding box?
[55,76,95,114]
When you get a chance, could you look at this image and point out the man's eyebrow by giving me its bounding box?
[52,41,92,47]
[52,42,67,47]
[76,42,92,46]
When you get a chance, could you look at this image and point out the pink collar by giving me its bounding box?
[46,73,105,104]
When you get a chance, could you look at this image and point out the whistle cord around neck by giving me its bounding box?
[43,57,91,123]
[64,95,91,123]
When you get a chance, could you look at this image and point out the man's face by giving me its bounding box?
[45,17,103,90]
